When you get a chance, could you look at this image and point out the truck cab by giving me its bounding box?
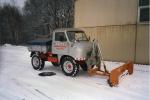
[52,28,92,62]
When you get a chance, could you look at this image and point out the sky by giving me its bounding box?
[0,0,26,8]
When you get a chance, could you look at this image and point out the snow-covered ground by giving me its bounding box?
[0,44,149,100]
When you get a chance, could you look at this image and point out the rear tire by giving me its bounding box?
[61,57,79,76]
[31,54,45,70]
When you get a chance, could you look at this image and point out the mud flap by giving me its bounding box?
[108,61,134,87]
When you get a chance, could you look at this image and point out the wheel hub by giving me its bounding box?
[33,57,40,67]
[64,61,73,73]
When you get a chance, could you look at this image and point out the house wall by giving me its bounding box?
[75,0,149,64]
[81,25,136,62]
[75,0,138,27]
[135,24,149,64]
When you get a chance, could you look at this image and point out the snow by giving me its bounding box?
[0,44,149,100]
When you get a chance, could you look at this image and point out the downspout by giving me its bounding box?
[134,0,139,63]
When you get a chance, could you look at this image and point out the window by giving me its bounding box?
[138,0,149,23]
[67,31,88,42]
[55,32,67,41]
[139,0,149,6]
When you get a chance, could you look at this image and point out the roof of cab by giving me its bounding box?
[53,28,84,32]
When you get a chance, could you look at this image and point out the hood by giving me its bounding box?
[70,41,93,59]
[73,41,92,50]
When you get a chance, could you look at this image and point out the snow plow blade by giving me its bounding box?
[108,61,134,87]
[88,61,134,87]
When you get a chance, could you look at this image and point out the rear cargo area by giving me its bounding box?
[27,38,52,52]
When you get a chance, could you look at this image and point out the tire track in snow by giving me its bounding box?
[12,78,54,100]
[34,89,54,100]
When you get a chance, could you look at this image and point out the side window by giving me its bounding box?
[138,0,149,23]
[55,32,67,42]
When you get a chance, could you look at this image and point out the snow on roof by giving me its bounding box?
[54,28,84,32]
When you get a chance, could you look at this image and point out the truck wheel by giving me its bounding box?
[61,57,79,76]
[31,54,45,70]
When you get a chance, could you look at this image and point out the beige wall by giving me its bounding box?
[75,0,138,27]
[82,25,136,62]
[135,24,149,64]
[75,0,149,64]
[81,25,149,64]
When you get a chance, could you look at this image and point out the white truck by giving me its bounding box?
[28,28,93,76]
[28,28,133,86]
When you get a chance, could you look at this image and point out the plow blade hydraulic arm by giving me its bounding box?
[108,61,134,87]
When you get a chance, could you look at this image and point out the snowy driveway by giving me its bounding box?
[0,44,149,100]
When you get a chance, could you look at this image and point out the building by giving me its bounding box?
[74,0,149,64]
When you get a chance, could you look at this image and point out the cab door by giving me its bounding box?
[52,32,69,55]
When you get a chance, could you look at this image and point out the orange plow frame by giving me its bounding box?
[88,61,134,87]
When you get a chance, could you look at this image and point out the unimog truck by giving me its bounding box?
[28,28,93,76]
[28,28,133,87]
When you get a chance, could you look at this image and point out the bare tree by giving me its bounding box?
[0,0,75,44]
[0,4,23,44]
[23,0,74,40]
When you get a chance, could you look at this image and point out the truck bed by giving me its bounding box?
[27,38,52,53]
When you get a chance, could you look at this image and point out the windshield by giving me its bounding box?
[67,31,88,42]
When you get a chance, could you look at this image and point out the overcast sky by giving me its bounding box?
[0,0,26,8]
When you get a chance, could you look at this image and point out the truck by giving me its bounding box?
[28,28,133,86]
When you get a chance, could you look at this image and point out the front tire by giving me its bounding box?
[61,57,79,76]
[31,54,45,70]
